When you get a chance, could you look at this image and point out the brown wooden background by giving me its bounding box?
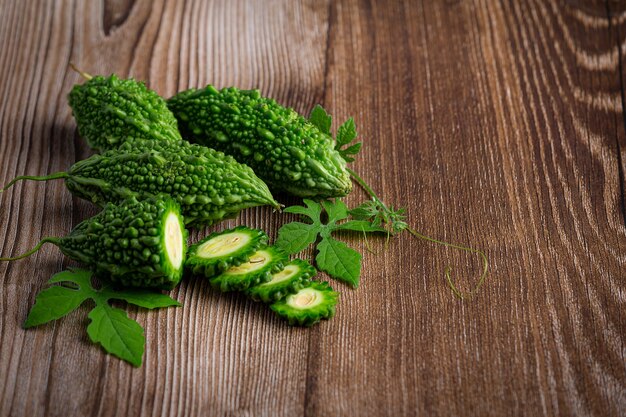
[0,0,625,416]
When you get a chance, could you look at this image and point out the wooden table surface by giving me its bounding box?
[1,1,625,416]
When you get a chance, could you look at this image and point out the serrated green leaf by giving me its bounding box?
[87,304,145,367]
[24,286,89,328]
[316,237,362,288]
[276,222,319,254]
[283,199,321,222]
[100,287,181,309]
[48,268,94,288]
[334,220,387,233]
[309,105,332,134]
[336,118,357,145]
[322,199,348,224]
[340,142,362,155]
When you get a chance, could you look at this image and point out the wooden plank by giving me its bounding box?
[306,0,626,416]
[0,0,623,416]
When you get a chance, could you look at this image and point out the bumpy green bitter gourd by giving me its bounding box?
[0,197,187,289]
[186,226,268,277]
[210,246,287,292]
[167,86,352,198]
[270,281,338,326]
[1,139,279,227]
[246,259,315,303]
[69,73,182,152]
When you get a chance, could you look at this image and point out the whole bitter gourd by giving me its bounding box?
[270,281,338,326]
[186,226,268,278]
[246,259,315,303]
[0,196,187,289]
[167,86,352,198]
[209,246,287,292]
[1,139,279,227]
[68,72,182,152]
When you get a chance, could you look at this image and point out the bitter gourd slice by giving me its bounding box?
[167,86,352,198]
[186,226,268,277]
[1,139,279,228]
[246,259,315,303]
[68,73,182,152]
[0,196,187,289]
[270,281,338,326]
[210,246,287,292]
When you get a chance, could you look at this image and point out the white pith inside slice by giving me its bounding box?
[226,250,270,275]
[286,288,323,309]
[262,264,299,286]
[164,212,184,270]
[196,232,251,258]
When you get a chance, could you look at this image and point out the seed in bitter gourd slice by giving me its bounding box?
[186,226,268,278]
[246,259,316,303]
[210,246,287,292]
[270,281,338,327]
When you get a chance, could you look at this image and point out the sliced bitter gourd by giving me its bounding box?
[210,246,287,292]
[246,259,316,303]
[186,226,267,277]
[270,281,338,326]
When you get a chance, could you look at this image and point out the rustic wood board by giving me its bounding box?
[0,0,624,416]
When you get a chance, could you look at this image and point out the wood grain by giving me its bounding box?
[0,0,624,416]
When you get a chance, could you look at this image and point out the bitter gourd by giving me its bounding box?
[246,259,315,303]
[1,139,279,227]
[0,196,187,289]
[270,281,338,326]
[68,73,182,152]
[167,86,352,198]
[186,226,268,277]
[210,246,287,292]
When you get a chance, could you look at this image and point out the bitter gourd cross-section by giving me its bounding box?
[210,246,287,292]
[62,139,279,227]
[53,196,186,289]
[69,74,182,152]
[167,86,352,198]
[270,281,338,326]
[246,259,315,303]
[186,226,268,278]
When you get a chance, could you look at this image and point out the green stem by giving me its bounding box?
[1,172,68,193]
[0,237,60,261]
[347,168,489,300]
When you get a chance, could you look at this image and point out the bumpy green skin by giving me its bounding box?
[167,86,352,198]
[270,281,338,327]
[57,197,187,289]
[69,75,182,152]
[64,139,279,227]
[186,226,268,278]
[210,246,287,292]
[246,259,315,303]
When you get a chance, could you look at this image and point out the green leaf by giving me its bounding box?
[24,286,89,328]
[340,142,362,155]
[276,222,319,254]
[100,287,181,309]
[48,268,94,288]
[336,118,357,145]
[24,268,180,367]
[284,199,322,222]
[335,220,387,233]
[309,105,332,134]
[321,199,348,224]
[349,201,380,220]
[87,304,145,367]
[316,237,362,288]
